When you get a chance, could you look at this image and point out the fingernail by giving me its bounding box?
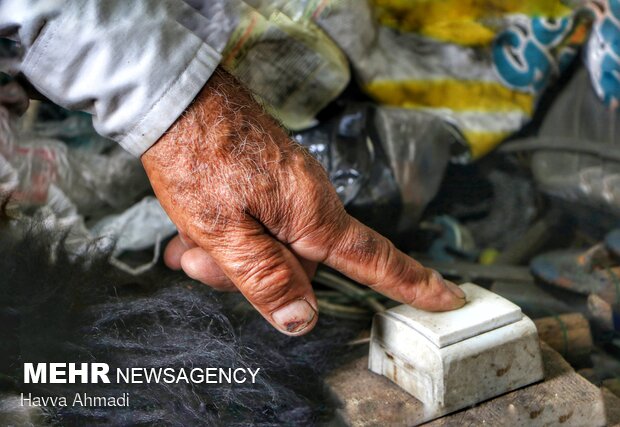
[272,299,317,334]
[445,280,466,299]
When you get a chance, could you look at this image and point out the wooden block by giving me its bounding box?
[603,378,620,398]
[602,387,620,427]
[326,342,607,427]
[534,313,593,364]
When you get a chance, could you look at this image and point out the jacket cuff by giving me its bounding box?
[117,44,220,157]
[18,0,225,158]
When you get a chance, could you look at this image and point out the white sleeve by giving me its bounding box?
[0,0,236,156]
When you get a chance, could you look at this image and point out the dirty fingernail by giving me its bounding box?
[445,280,466,299]
[272,299,317,334]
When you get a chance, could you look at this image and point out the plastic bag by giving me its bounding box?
[0,82,159,265]
[313,0,589,160]
[90,196,176,255]
[293,104,454,236]
[527,67,620,214]
[2,135,150,219]
[90,196,177,275]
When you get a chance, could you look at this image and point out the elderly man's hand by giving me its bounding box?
[141,68,465,336]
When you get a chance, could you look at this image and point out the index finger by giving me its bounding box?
[294,215,466,311]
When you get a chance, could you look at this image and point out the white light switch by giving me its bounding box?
[369,283,544,424]
[386,283,523,348]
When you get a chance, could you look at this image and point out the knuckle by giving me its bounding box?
[420,267,435,286]
[372,240,401,285]
[334,225,383,267]
[282,159,347,242]
[401,264,433,289]
[406,267,438,301]
[239,251,295,307]
[380,264,429,309]
[256,145,350,248]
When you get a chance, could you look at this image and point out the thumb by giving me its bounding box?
[192,219,319,336]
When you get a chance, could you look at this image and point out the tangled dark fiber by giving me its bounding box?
[0,221,366,426]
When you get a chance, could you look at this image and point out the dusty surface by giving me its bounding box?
[369,307,544,415]
[603,388,620,427]
[326,342,609,427]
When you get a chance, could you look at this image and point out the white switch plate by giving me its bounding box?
[369,283,544,424]
[385,283,523,348]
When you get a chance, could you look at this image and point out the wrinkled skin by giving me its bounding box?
[142,68,465,336]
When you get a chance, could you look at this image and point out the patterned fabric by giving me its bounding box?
[309,0,598,160]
